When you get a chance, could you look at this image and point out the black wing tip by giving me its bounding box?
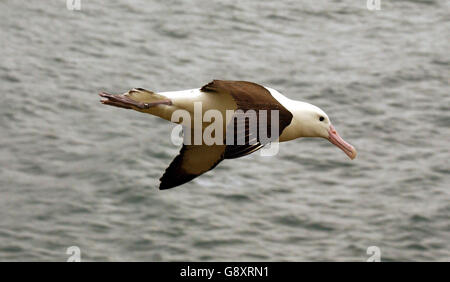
[158,177,175,190]
[158,181,189,190]
[159,181,176,190]
[159,184,173,190]
[158,174,197,190]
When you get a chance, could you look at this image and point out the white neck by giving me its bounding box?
[265,87,326,142]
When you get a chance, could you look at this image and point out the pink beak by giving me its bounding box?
[328,124,357,160]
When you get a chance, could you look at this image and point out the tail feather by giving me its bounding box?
[126,88,168,104]
[99,88,172,110]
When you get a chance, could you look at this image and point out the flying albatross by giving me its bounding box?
[99,80,356,189]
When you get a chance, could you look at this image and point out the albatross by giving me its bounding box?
[99,80,356,189]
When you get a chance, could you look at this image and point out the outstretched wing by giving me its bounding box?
[201,80,293,159]
[160,80,294,189]
[159,144,226,190]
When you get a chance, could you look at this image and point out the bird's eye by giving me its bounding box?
[319,116,325,122]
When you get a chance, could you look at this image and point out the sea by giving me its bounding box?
[0,0,448,261]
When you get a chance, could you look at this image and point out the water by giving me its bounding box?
[0,0,448,261]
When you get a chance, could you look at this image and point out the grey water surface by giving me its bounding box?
[0,0,449,261]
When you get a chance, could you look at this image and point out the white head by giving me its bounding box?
[283,101,357,160]
[262,87,357,159]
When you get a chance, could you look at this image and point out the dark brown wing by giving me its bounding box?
[159,144,226,190]
[201,80,293,159]
[222,110,264,159]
